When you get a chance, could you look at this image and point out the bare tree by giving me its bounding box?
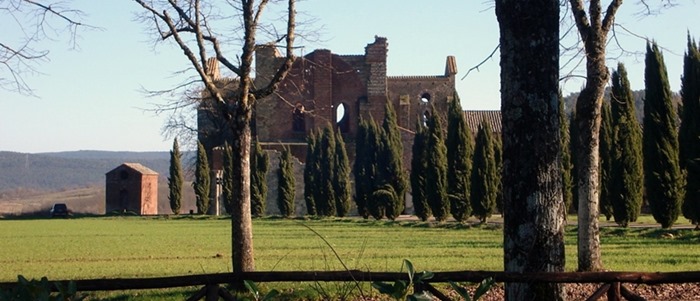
[496,0,566,300]
[1,0,88,95]
[134,0,296,274]
[567,0,675,272]
[567,0,622,272]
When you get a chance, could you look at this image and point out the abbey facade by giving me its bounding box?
[252,36,458,162]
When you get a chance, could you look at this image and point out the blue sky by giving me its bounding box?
[1,1,698,153]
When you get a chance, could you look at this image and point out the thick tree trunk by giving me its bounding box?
[496,0,566,300]
[575,33,608,273]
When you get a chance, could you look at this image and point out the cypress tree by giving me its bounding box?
[446,94,473,222]
[334,130,352,217]
[168,138,184,215]
[304,130,318,216]
[684,159,700,228]
[250,139,269,217]
[353,119,370,218]
[570,109,579,213]
[610,63,644,227]
[375,138,400,220]
[679,35,700,169]
[366,118,386,220]
[193,140,211,214]
[559,94,574,214]
[277,147,295,217]
[493,133,504,215]
[311,130,325,215]
[680,35,700,227]
[470,122,498,223]
[380,101,407,219]
[410,119,431,221]
[643,42,683,228]
[223,142,234,215]
[317,126,336,216]
[425,109,449,221]
[599,100,614,220]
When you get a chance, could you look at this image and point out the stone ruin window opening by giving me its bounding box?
[336,102,350,133]
[292,102,305,132]
[420,92,431,104]
[422,110,431,127]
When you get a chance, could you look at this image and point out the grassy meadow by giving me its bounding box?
[1,215,700,299]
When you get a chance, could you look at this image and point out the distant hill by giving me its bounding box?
[0,150,183,193]
[0,150,202,216]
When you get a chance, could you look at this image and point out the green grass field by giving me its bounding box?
[1,215,699,299]
[2,215,700,282]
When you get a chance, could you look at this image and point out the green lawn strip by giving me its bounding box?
[1,215,699,299]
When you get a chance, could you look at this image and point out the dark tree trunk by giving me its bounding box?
[496,0,566,300]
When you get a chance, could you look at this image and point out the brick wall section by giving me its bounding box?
[311,50,333,127]
[362,37,389,122]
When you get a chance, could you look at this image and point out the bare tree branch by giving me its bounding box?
[1,0,91,95]
[569,0,591,42]
[460,43,499,80]
[252,0,295,98]
[602,0,622,33]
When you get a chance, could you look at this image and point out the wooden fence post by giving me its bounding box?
[186,286,207,301]
[607,282,621,301]
[205,284,219,301]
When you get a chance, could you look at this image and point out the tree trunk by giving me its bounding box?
[230,0,257,275]
[575,31,608,272]
[568,0,623,271]
[230,105,255,274]
[496,0,566,300]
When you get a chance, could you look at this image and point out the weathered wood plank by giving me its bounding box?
[2,270,700,292]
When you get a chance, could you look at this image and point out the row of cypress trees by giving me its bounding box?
[167,97,504,223]
[411,95,502,223]
[167,37,700,228]
[581,38,700,229]
[304,125,352,217]
[167,138,271,216]
[353,102,408,220]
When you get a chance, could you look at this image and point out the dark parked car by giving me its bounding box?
[50,203,69,218]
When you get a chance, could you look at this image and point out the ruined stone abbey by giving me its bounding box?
[197,36,500,215]
[199,36,489,162]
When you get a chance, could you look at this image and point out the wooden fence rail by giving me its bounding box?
[2,270,700,291]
